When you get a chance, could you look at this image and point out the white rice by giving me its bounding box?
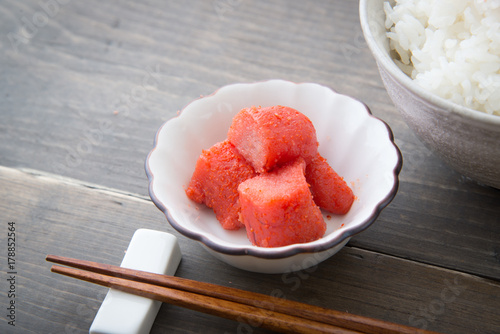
[384,0,500,116]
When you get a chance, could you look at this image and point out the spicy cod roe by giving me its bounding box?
[185,105,354,247]
[238,158,326,247]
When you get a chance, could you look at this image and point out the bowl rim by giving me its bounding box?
[145,80,403,259]
[359,0,500,126]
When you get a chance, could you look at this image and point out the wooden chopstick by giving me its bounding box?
[47,256,353,334]
[46,255,439,334]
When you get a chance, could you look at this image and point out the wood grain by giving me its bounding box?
[1,0,499,281]
[1,166,499,334]
[1,0,499,333]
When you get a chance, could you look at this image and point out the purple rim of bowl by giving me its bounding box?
[145,80,403,259]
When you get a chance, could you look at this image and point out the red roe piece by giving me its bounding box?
[238,158,326,247]
[305,153,354,215]
[185,140,256,230]
[227,105,319,173]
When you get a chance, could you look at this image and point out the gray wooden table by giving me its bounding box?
[1,1,499,333]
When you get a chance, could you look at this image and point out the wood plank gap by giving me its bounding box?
[345,244,500,285]
[8,166,151,203]
[4,166,498,285]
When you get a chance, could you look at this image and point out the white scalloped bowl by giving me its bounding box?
[146,80,402,273]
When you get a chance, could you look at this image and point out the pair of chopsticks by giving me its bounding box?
[46,255,439,334]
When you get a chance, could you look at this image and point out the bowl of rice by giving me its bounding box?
[360,0,500,188]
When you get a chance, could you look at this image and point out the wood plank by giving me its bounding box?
[0,166,499,334]
[1,0,499,289]
[350,162,500,280]
[0,0,383,196]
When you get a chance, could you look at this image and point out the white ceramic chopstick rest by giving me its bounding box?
[89,229,182,334]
